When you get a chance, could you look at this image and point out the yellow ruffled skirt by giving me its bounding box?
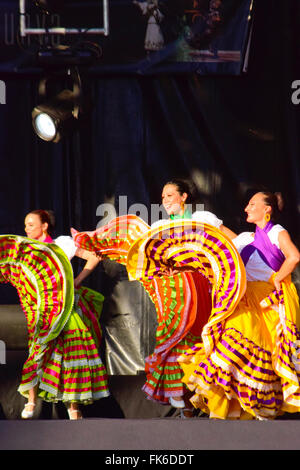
[179,278,300,419]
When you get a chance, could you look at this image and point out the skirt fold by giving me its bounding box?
[19,309,109,404]
[179,280,300,419]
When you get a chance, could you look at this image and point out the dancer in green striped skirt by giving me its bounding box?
[0,209,109,420]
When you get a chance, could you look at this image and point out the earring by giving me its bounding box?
[264,213,270,222]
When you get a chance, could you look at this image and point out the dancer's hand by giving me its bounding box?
[259,299,268,309]
[273,275,281,292]
[95,252,103,260]
[74,276,82,289]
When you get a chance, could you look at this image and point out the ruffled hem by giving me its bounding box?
[37,388,110,405]
[179,326,300,420]
[142,383,186,405]
[143,330,203,404]
[143,357,188,404]
[19,312,109,404]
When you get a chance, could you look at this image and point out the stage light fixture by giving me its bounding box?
[32,89,78,142]
[34,112,57,140]
[32,67,86,143]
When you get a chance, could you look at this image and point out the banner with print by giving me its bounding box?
[0,0,253,75]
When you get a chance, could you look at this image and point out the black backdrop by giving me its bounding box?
[0,1,300,301]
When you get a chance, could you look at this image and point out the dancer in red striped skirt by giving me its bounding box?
[72,178,237,418]
[137,179,237,417]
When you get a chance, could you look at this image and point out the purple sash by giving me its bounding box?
[240,222,285,272]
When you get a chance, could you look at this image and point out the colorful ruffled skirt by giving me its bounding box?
[71,216,247,406]
[19,286,109,404]
[142,272,212,404]
[179,278,300,419]
[0,235,109,405]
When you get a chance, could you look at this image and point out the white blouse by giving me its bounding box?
[233,224,286,281]
[54,235,77,261]
[151,211,223,230]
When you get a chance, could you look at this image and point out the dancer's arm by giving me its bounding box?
[220,224,237,239]
[74,248,101,288]
[273,230,300,290]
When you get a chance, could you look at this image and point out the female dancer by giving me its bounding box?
[143,178,236,416]
[71,178,238,417]
[179,191,300,419]
[20,209,109,420]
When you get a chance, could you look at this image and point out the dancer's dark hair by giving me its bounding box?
[29,209,55,235]
[165,178,197,202]
[260,191,284,222]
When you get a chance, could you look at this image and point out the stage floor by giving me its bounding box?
[1,417,300,450]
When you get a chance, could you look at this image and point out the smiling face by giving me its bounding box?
[24,213,48,241]
[162,183,188,216]
[244,192,272,227]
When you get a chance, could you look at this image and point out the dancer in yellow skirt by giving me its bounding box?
[179,191,300,419]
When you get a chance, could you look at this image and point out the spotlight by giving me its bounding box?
[32,89,79,142]
[34,112,57,141]
[32,67,87,143]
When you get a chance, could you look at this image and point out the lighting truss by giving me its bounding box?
[19,0,109,37]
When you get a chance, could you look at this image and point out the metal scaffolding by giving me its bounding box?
[19,0,109,37]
